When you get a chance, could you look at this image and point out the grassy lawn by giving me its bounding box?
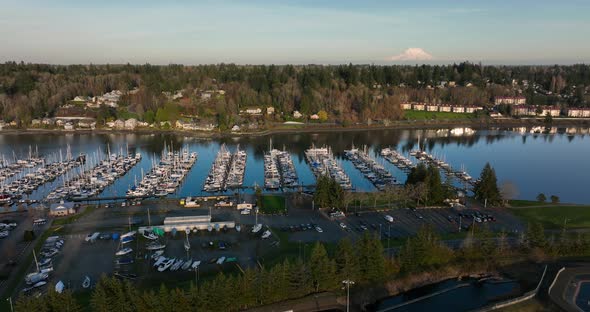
[508,200,548,207]
[509,205,590,229]
[403,110,473,120]
[259,195,286,214]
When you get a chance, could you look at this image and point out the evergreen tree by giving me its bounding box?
[473,163,502,206]
[334,238,360,281]
[309,242,337,292]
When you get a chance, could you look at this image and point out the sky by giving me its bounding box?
[1,0,589,65]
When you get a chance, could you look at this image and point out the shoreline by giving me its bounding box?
[2,117,590,138]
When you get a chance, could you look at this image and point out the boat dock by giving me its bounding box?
[380,148,415,172]
[345,145,397,190]
[225,146,247,189]
[305,146,352,190]
[127,146,197,197]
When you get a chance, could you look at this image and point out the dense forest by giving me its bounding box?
[1,62,589,127]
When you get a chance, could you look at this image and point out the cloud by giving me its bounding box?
[387,48,433,61]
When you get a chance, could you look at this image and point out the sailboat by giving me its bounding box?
[184,229,190,252]
[251,223,262,233]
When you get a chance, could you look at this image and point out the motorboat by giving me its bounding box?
[191,260,201,269]
[261,230,271,239]
[146,242,166,250]
[170,259,184,271]
[251,224,262,233]
[181,260,192,270]
[151,250,164,259]
[216,256,226,265]
[115,247,133,256]
[143,232,158,240]
[158,258,175,272]
[153,256,167,267]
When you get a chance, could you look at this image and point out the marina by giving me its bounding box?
[305,145,352,190]
[203,144,246,192]
[127,145,197,198]
[380,148,415,172]
[46,147,141,201]
[344,145,397,190]
[0,146,83,203]
[264,148,299,190]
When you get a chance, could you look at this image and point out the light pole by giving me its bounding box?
[342,279,355,312]
[7,297,13,312]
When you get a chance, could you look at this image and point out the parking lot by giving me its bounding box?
[11,195,524,295]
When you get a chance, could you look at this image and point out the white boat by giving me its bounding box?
[25,272,48,285]
[181,260,192,270]
[55,281,65,293]
[143,232,158,240]
[121,231,137,239]
[153,256,167,267]
[251,224,262,233]
[235,225,241,232]
[115,247,133,256]
[33,281,47,288]
[146,242,166,250]
[261,230,271,239]
[170,259,184,271]
[191,260,201,269]
[151,250,164,259]
[216,256,226,265]
[82,276,91,289]
[158,258,175,272]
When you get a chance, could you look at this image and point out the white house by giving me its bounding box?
[426,104,439,112]
[231,125,241,132]
[293,111,303,119]
[495,96,526,105]
[568,108,590,118]
[541,106,560,117]
[240,107,262,115]
[63,122,74,131]
[401,103,412,110]
[267,107,275,115]
[310,114,320,120]
[49,201,76,217]
[413,103,425,111]
[439,105,452,112]
[452,106,465,113]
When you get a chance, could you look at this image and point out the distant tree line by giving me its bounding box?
[1,62,589,126]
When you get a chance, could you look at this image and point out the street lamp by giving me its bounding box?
[7,297,13,312]
[342,279,355,312]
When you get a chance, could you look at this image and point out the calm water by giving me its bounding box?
[372,279,520,312]
[1,127,590,203]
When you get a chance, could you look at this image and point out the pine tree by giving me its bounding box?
[309,242,337,292]
[474,163,502,206]
[91,276,111,312]
[335,238,360,282]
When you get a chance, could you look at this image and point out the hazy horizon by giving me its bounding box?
[1,0,589,65]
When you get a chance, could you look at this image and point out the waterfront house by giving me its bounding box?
[452,106,465,113]
[0,121,5,130]
[542,106,561,117]
[465,106,483,113]
[567,108,590,118]
[512,105,536,116]
[401,103,412,110]
[413,103,425,111]
[231,125,240,132]
[42,118,55,126]
[31,119,41,126]
[439,105,452,112]
[240,107,263,116]
[112,119,125,129]
[78,120,97,129]
[63,122,74,131]
[494,96,526,105]
[426,104,439,112]
[293,111,303,119]
[310,114,320,120]
[267,106,275,115]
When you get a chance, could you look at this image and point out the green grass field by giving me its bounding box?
[259,195,286,214]
[509,205,590,229]
[403,110,473,120]
[508,200,549,207]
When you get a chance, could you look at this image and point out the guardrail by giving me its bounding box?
[472,265,547,312]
